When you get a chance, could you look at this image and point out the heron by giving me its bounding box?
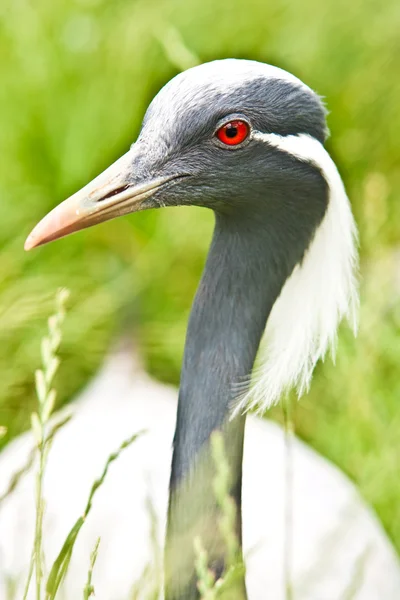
[24,59,360,598]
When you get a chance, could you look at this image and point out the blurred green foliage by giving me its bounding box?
[0,0,399,553]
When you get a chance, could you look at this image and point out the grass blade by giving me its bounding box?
[46,430,144,599]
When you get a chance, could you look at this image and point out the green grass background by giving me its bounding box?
[0,0,399,554]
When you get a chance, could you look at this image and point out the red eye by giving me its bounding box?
[216,120,250,146]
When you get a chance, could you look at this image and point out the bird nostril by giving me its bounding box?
[99,185,130,202]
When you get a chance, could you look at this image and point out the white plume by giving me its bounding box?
[235,133,359,414]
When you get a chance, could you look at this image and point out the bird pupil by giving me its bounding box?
[226,126,238,138]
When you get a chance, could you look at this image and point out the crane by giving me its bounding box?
[23,59,363,598]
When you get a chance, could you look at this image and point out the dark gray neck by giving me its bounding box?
[171,214,287,481]
[165,211,296,599]
[163,153,329,599]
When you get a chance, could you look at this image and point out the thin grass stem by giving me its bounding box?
[23,289,70,600]
[282,395,295,600]
[83,538,100,600]
[46,430,144,599]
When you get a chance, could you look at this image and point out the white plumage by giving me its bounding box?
[236,132,359,413]
[1,347,399,599]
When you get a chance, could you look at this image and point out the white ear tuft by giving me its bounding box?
[234,133,359,415]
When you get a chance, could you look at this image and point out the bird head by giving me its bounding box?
[25,59,329,249]
[25,59,358,411]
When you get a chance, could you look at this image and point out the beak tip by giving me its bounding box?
[24,229,42,251]
[24,236,34,251]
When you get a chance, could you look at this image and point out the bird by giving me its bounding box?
[15,58,375,598]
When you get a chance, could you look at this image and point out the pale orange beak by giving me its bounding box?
[24,150,177,251]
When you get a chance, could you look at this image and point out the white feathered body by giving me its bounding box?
[0,349,399,600]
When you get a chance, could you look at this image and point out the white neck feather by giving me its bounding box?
[235,133,359,414]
